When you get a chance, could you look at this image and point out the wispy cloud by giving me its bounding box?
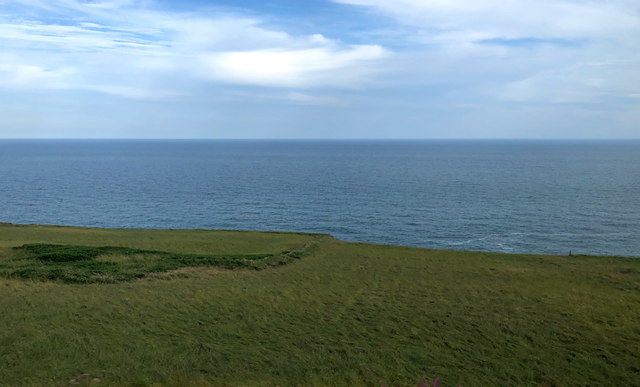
[332,0,640,105]
[0,0,388,98]
[332,0,640,41]
[475,37,581,48]
[1,0,639,138]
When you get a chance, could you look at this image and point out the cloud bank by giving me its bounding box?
[1,0,639,138]
[333,0,640,105]
[0,0,387,98]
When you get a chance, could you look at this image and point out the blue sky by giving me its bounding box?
[1,0,639,139]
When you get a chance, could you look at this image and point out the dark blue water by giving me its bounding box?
[1,140,638,257]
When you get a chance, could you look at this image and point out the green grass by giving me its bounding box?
[0,223,639,386]
[3,240,321,283]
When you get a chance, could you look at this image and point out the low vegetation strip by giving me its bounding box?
[1,237,328,284]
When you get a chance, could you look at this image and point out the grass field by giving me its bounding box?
[1,223,639,386]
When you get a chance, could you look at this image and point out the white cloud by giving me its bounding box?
[224,90,342,106]
[285,92,340,106]
[334,0,640,41]
[2,0,639,139]
[333,0,640,105]
[205,45,386,87]
[0,22,165,51]
[496,59,640,103]
[0,55,72,87]
[0,0,389,98]
[80,84,179,99]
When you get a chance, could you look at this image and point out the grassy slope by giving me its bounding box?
[0,224,639,386]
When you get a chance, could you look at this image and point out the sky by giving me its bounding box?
[1,0,639,139]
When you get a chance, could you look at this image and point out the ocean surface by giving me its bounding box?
[1,140,638,257]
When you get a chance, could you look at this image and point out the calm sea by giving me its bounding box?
[1,140,638,257]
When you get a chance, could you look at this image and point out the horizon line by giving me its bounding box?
[1,138,639,141]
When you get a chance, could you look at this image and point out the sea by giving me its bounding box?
[1,139,638,257]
